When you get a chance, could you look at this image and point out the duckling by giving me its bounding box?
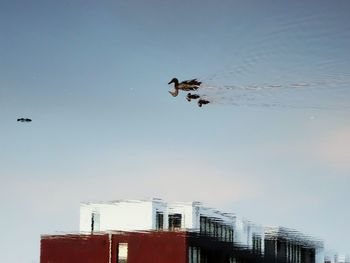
[168,78,202,97]
[186,93,201,102]
[198,99,210,107]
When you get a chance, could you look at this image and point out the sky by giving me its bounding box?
[0,0,350,262]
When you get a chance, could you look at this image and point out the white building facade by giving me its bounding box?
[80,198,341,263]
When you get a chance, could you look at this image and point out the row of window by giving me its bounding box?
[267,239,303,263]
[200,216,234,242]
[92,212,235,242]
[285,243,302,263]
[118,242,304,263]
[156,213,235,242]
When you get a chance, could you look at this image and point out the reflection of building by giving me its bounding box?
[41,231,266,263]
[41,198,342,263]
[79,199,261,250]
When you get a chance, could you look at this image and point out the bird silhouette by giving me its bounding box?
[186,93,201,102]
[17,118,32,122]
[198,99,210,107]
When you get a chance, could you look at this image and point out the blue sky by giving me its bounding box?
[1,0,350,262]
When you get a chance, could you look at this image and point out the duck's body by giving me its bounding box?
[198,99,210,107]
[186,93,201,102]
[17,118,32,122]
[168,78,202,97]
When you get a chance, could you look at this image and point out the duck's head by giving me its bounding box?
[168,78,179,85]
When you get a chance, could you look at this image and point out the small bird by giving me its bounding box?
[17,118,32,122]
[186,93,201,102]
[198,99,210,107]
[168,78,202,97]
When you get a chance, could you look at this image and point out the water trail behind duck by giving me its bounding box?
[195,4,350,112]
[194,79,350,112]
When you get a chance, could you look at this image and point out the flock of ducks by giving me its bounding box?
[17,78,207,124]
[168,78,210,107]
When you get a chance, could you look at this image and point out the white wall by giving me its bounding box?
[80,200,157,232]
[80,199,237,234]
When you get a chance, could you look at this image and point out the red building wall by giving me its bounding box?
[112,232,187,263]
[41,234,109,263]
[41,231,188,263]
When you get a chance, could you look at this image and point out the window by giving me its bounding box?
[222,225,227,241]
[224,225,233,242]
[218,224,222,240]
[168,213,182,230]
[296,245,301,263]
[210,221,215,236]
[229,228,234,242]
[91,212,100,232]
[252,234,262,253]
[213,222,218,238]
[188,246,200,263]
[200,216,206,234]
[118,243,128,263]
[156,211,164,230]
[205,217,210,234]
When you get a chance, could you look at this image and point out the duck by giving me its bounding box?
[198,99,210,107]
[186,93,201,102]
[168,78,202,97]
[17,118,32,122]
